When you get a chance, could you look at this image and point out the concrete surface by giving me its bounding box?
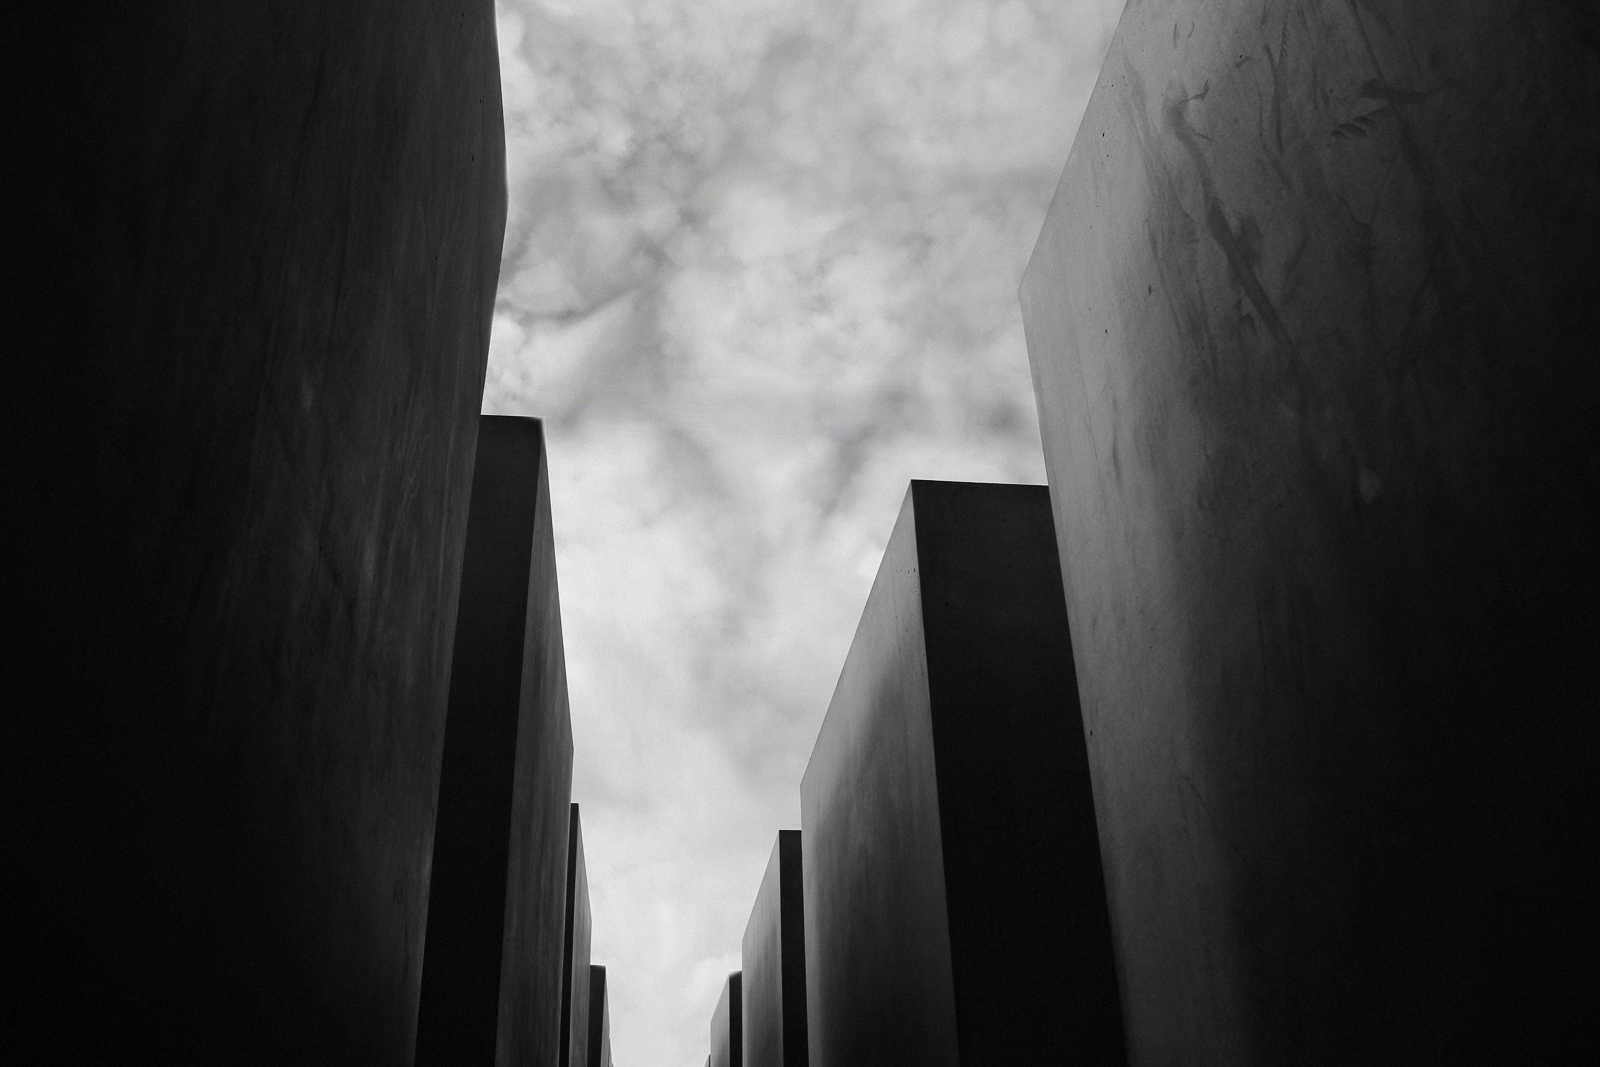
[560,805,593,1067]
[588,966,612,1067]
[6,3,505,1063]
[710,972,744,1067]
[740,831,808,1067]
[1019,1,1600,1063]
[415,417,574,1067]
[801,481,1124,1067]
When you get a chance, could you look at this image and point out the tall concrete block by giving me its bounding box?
[588,966,612,1067]
[710,972,744,1067]
[741,832,808,1067]
[416,416,574,1067]
[1019,2,1600,1063]
[801,481,1124,1067]
[560,805,593,1067]
[8,3,505,1063]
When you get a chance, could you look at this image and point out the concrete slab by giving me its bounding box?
[1020,2,1600,1062]
[588,966,611,1067]
[710,972,743,1067]
[801,481,1123,1067]
[560,805,592,1067]
[415,416,574,1067]
[9,3,505,1063]
[740,831,808,1067]
[587,967,610,1067]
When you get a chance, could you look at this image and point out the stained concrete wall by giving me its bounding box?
[415,417,574,1067]
[588,966,612,1067]
[7,3,505,1064]
[741,832,808,1067]
[801,481,1124,1067]
[560,805,593,1067]
[710,972,744,1067]
[1019,2,1600,1063]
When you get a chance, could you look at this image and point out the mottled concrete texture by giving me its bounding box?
[7,3,505,1064]
[710,972,744,1067]
[741,832,808,1067]
[1019,1,1600,1063]
[588,966,612,1067]
[560,805,593,1067]
[801,481,1124,1067]
[416,417,574,1067]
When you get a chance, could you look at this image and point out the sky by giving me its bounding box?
[481,1,1124,1063]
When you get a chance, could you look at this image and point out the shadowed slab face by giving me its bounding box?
[588,966,611,1067]
[9,3,505,1063]
[1021,1,1600,1063]
[415,416,575,1067]
[911,481,1124,1066]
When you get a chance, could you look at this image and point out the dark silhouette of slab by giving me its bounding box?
[415,416,574,1067]
[560,804,593,1067]
[7,3,505,1063]
[801,481,1124,1067]
[588,966,612,1067]
[1019,1,1600,1062]
[710,972,743,1067]
[741,831,808,1067]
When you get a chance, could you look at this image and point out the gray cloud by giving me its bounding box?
[484,1,1122,1062]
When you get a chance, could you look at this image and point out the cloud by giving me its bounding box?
[485,1,1123,1062]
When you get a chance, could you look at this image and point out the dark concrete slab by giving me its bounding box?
[1019,2,1600,1063]
[560,805,593,1067]
[6,3,505,1064]
[740,831,808,1067]
[801,481,1124,1067]
[415,416,574,1067]
[710,972,743,1067]
[588,966,611,1067]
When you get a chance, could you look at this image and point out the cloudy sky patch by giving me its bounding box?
[482,2,1123,1062]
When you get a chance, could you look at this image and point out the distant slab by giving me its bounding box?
[1020,1,1600,1062]
[561,804,593,1067]
[588,966,611,1067]
[710,972,743,1067]
[741,831,808,1067]
[801,481,1124,1067]
[416,415,575,1067]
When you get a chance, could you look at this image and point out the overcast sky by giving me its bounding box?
[481,1,1122,1063]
